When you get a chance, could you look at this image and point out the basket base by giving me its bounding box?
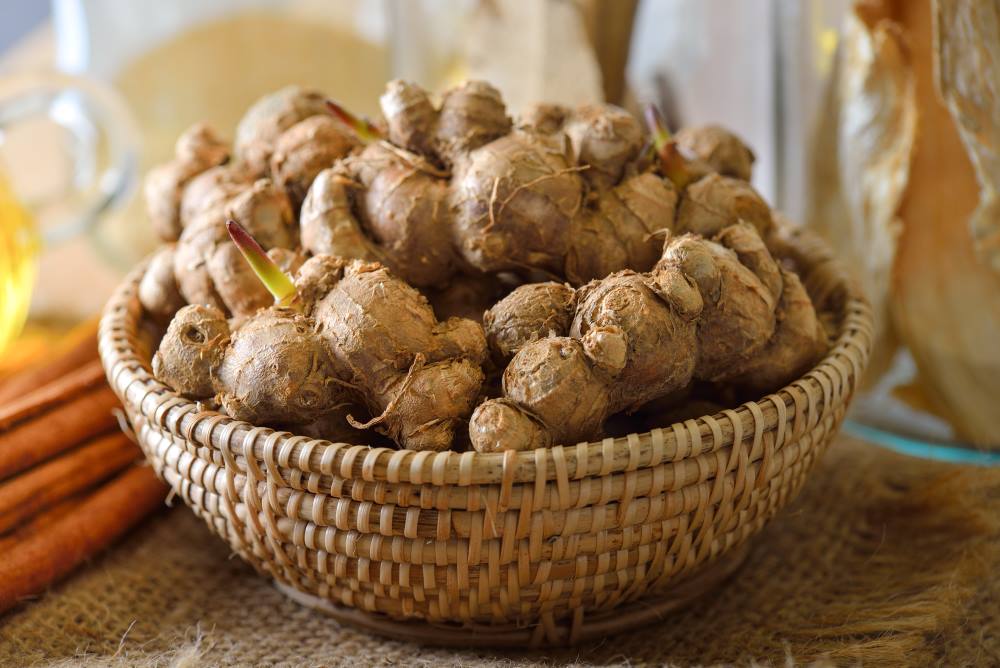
[275,543,750,648]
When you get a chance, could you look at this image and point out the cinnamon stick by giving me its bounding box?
[0,386,120,481]
[0,465,167,614]
[0,495,80,553]
[0,327,98,404]
[0,360,107,431]
[0,432,138,533]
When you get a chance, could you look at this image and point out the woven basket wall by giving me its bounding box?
[98,231,872,647]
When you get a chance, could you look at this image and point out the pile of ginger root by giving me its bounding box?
[140,79,830,453]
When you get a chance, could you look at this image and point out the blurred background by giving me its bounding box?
[1,0,997,457]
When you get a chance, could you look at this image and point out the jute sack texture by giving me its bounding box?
[1,438,998,667]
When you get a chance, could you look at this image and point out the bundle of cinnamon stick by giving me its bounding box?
[0,326,167,615]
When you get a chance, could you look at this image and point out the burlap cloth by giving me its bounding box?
[1,436,998,667]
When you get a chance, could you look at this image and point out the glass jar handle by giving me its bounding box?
[0,72,139,245]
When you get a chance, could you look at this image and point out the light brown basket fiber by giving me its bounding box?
[98,231,872,648]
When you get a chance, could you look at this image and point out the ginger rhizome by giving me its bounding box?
[152,221,487,451]
[301,83,777,298]
[303,256,487,451]
[140,87,359,323]
[470,222,828,453]
[142,82,830,453]
[301,80,681,288]
[143,82,769,321]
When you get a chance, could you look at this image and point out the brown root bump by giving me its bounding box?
[381,79,512,166]
[657,232,777,382]
[674,125,755,182]
[299,168,387,267]
[342,143,456,286]
[210,245,304,319]
[308,259,487,451]
[518,103,569,135]
[564,172,678,284]
[715,267,828,395]
[299,80,683,288]
[173,175,296,314]
[472,222,825,452]
[450,131,584,276]
[215,307,347,425]
[152,304,230,398]
[144,123,229,242]
[269,114,359,211]
[498,336,611,446]
[138,245,185,325]
[675,173,773,238]
[561,104,644,190]
[234,86,330,176]
[483,282,576,362]
[469,398,552,453]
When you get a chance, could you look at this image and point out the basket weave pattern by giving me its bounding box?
[99,235,872,646]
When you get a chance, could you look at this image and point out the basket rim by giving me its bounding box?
[98,231,873,488]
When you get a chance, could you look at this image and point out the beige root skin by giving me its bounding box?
[308,258,487,451]
[715,267,828,394]
[565,172,678,284]
[435,81,513,162]
[300,168,387,266]
[518,103,569,134]
[173,219,229,311]
[674,125,755,182]
[173,176,296,314]
[153,302,355,429]
[571,269,703,412]
[714,222,783,301]
[225,179,297,249]
[300,81,680,288]
[471,266,704,452]
[373,358,484,452]
[380,79,512,166]
[483,282,576,361]
[209,246,304,320]
[497,336,613,446]
[173,166,256,311]
[561,104,643,189]
[234,85,329,176]
[144,123,229,242]
[138,245,185,325]
[152,304,230,399]
[520,102,643,189]
[469,398,552,452]
[379,80,438,157]
[450,102,665,282]
[269,115,359,210]
[215,307,349,425]
[675,173,773,238]
[471,223,825,453]
[179,165,252,230]
[657,230,778,382]
[451,130,584,276]
[300,143,455,288]
[348,143,455,286]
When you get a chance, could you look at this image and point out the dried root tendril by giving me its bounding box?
[346,353,427,430]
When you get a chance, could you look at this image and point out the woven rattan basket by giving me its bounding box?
[98,230,871,648]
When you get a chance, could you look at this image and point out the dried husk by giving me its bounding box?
[807,4,917,381]
[889,0,1000,446]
